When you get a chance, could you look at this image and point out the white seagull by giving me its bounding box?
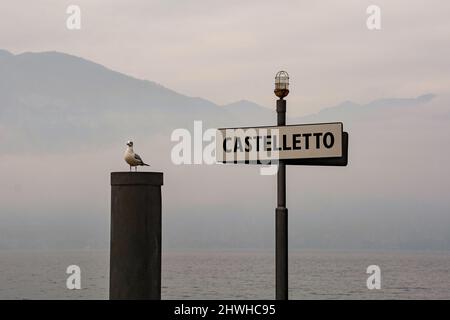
[124,140,150,171]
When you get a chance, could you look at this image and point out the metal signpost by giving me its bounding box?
[216,71,349,300]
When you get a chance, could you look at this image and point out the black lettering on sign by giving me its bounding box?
[224,137,232,152]
[293,134,301,150]
[303,133,311,149]
[313,132,323,149]
[244,136,252,152]
[254,136,262,152]
[323,132,334,148]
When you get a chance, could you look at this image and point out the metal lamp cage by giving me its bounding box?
[275,71,289,90]
[274,71,290,98]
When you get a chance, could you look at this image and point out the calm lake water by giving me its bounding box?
[0,250,449,299]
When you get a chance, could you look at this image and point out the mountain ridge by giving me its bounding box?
[0,49,437,153]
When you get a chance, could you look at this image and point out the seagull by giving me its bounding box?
[124,140,150,171]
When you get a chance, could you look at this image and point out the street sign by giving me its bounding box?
[216,122,347,165]
[216,71,350,300]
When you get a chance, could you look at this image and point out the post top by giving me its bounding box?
[111,172,164,186]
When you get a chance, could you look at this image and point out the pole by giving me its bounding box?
[110,172,164,300]
[276,98,288,300]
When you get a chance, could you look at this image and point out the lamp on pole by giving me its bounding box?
[274,71,289,300]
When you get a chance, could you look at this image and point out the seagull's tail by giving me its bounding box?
[142,163,150,166]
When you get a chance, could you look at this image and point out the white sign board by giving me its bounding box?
[216,122,343,163]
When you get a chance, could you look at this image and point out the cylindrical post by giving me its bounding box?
[110,172,164,300]
[276,98,288,300]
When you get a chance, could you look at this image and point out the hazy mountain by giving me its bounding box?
[0,50,232,153]
[298,93,436,124]
[0,49,440,154]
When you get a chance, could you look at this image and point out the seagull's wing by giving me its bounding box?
[134,152,150,166]
[134,153,144,164]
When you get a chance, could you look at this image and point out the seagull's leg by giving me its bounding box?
[129,165,131,172]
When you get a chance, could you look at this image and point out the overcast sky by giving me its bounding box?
[1,0,449,115]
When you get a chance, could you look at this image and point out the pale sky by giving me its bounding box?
[1,0,449,115]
